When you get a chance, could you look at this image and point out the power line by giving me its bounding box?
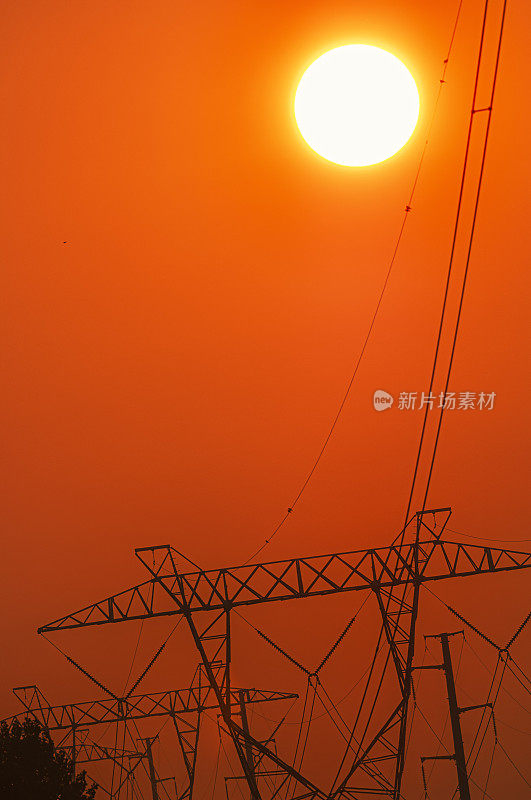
[243,0,464,565]
[497,739,531,788]
[125,618,182,699]
[402,0,506,527]
[445,526,531,544]
[124,621,145,695]
[41,633,118,700]
[420,0,508,513]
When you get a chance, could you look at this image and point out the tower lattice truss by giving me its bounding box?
[14,507,526,800]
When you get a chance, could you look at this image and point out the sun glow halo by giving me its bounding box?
[294,45,420,167]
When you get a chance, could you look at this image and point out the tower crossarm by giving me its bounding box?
[62,739,143,764]
[4,686,297,730]
[38,540,531,633]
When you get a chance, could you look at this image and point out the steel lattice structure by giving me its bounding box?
[38,517,531,633]
[59,735,147,799]
[7,684,297,731]
[5,674,297,800]
[36,508,531,800]
[61,739,143,766]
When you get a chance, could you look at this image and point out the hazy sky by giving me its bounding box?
[1,1,529,796]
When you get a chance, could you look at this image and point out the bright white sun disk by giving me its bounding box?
[294,45,420,167]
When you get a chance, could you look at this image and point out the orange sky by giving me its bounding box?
[1,1,530,797]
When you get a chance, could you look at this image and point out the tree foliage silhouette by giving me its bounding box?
[0,717,97,799]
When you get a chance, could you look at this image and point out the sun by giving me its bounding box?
[294,44,420,167]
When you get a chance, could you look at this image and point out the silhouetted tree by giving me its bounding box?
[0,717,96,799]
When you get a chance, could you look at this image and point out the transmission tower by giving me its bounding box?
[418,630,501,800]
[36,507,531,799]
[59,733,149,799]
[5,673,297,800]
